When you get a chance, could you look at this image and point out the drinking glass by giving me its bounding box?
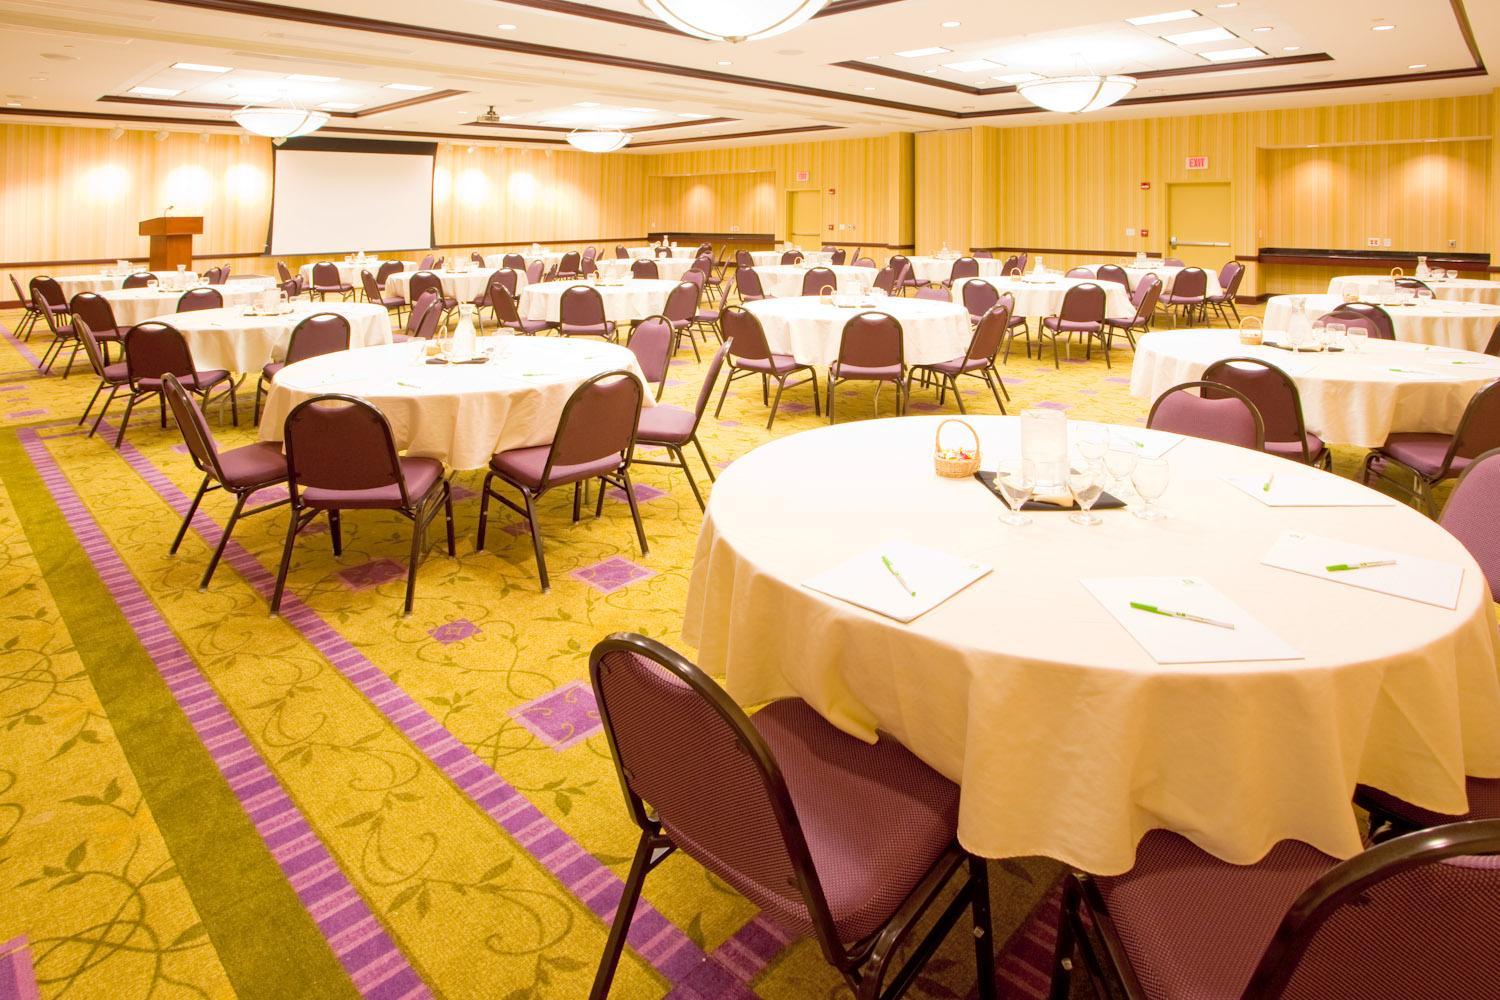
[1447,269,1460,280]
[1075,424,1108,470]
[1347,328,1368,353]
[994,463,1034,527]
[1131,457,1170,520]
[1104,445,1138,496]
[1067,468,1105,526]
[1310,320,1326,348]
[1324,321,1346,350]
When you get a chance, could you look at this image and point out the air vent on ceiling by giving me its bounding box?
[474,105,502,124]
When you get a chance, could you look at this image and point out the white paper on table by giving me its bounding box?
[803,540,991,624]
[1383,366,1451,380]
[1082,576,1303,664]
[1260,530,1464,610]
[1224,473,1394,508]
[1071,422,1182,460]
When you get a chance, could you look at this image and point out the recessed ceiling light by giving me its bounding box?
[677,112,710,119]
[717,60,732,66]
[941,21,961,28]
[171,62,231,73]
[575,101,600,107]
[943,58,1004,73]
[1409,63,1428,69]
[1216,2,1239,7]
[1372,23,1396,31]
[1164,26,1237,45]
[994,72,1042,84]
[1283,45,1301,51]
[5,102,19,108]
[318,102,361,110]
[1125,10,1200,26]
[497,23,516,30]
[924,68,940,74]
[895,46,951,58]
[1200,46,1267,61]
[383,83,429,91]
[866,55,881,60]
[287,73,338,82]
[129,86,182,97]
[1252,26,1273,32]
[863,86,876,91]
[622,107,658,113]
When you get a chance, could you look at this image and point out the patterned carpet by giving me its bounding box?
[0,299,1387,1000]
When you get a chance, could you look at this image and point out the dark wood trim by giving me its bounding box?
[351,89,468,117]
[496,0,902,36]
[3,250,270,269]
[463,116,738,133]
[1248,249,1491,273]
[1450,0,1486,70]
[834,52,1334,97]
[972,246,1164,260]
[631,124,841,148]
[99,89,467,118]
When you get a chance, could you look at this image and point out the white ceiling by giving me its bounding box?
[0,0,1495,150]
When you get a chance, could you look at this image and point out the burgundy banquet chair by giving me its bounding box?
[177,287,223,313]
[1202,358,1329,468]
[1163,256,1185,267]
[943,256,979,288]
[1362,379,1500,514]
[1095,264,1130,291]
[715,305,820,428]
[392,290,441,343]
[490,284,552,335]
[476,371,648,592]
[557,250,582,279]
[802,266,838,297]
[962,277,999,329]
[780,249,804,265]
[614,245,629,260]
[558,284,617,340]
[1038,282,1109,368]
[828,311,907,423]
[73,317,130,436]
[633,341,729,510]
[1104,273,1162,351]
[10,274,42,339]
[829,247,847,265]
[275,261,305,299]
[887,254,922,295]
[361,270,407,324]
[116,322,237,448]
[30,275,71,326]
[1486,320,1500,358]
[910,301,1011,415]
[122,271,155,290]
[694,279,733,343]
[272,394,453,617]
[1206,260,1246,325]
[409,271,456,329]
[1161,266,1208,326]
[1065,267,1094,279]
[525,259,544,285]
[661,282,701,360]
[69,291,124,360]
[33,288,81,377]
[162,373,289,590]
[586,632,996,1000]
[418,253,436,270]
[502,253,526,270]
[376,260,404,286]
[872,265,899,296]
[735,266,767,303]
[309,261,354,301]
[255,312,352,423]
[1147,380,1265,450]
[1319,302,1396,341]
[631,258,659,280]
[626,315,673,400]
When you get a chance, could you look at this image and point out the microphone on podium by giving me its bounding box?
[163,204,175,217]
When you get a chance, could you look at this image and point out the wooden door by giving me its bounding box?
[787,190,821,247]
[1166,183,1232,272]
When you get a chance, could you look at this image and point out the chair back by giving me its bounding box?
[33,290,69,336]
[973,250,994,259]
[559,251,581,275]
[736,267,766,300]
[681,269,705,290]
[1016,253,1030,272]
[1444,380,1500,469]
[31,276,67,312]
[801,267,837,297]
[1001,255,1020,275]
[200,266,219,285]
[409,271,444,304]
[949,257,979,282]
[1172,267,1208,298]
[837,311,904,368]
[780,250,803,265]
[124,322,197,387]
[376,260,404,284]
[311,262,342,288]
[162,373,229,483]
[1243,820,1500,999]
[177,287,223,312]
[276,261,294,284]
[689,254,714,276]
[470,251,484,266]
[735,250,754,269]
[407,290,441,340]
[10,273,30,307]
[1394,277,1431,292]
[664,282,699,324]
[1438,450,1500,597]
[627,316,673,397]
[488,284,523,329]
[615,245,629,260]
[695,242,712,257]
[545,372,643,474]
[360,270,383,301]
[590,634,840,951]
[582,255,599,277]
[632,258,659,280]
[888,255,914,287]
[1219,260,1246,297]
[829,248,847,266]
[285,313,351,365]
[915,287,950,301]
[689,342,732,428]
[123,272,154,289]
[419,254,436,270]
[69,292,118,338]
[1096,264,1129,290]
[526,260,544,284]
[1485,320,1500,358]
[559,284,607,327]
[1059,282,1107,324]
[872,265,898,295]
[1065,267,1094,279]
[73,316,112,381]
[284,395,409,504]
[207,265,228,285]
[1147,380,1265,449]
[583,245,598,261]
[502,253,526,270]
[969,302,1012,362]
[488,269,519,299]
[720,306,774,362]
[1322,302,1395,340]
[853,256,877,269]
[1163,257,1185,267]
[1202,358,1309,456]
[432,256,445,270]
[1131,277,1163,325]
[655,245,672,258]
[962,278,999,323]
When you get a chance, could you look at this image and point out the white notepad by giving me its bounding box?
[1384,366,1450,380]
[1260,531,1464,609]
[1224,473,1394,508]
[803,541,991,623]
[1070,423,1183,460]
[1082,576,1303,664]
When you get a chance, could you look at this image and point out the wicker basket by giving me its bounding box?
[933,419,981,478]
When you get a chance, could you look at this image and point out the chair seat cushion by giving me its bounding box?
[1357,776,1500,828]
[1042,317,1102,333]
[749,698,960,945]
[832,361,903,381]
[1105,315,1142,329]
[489,445,622,490]
[1265,433,1326,464]
[1374,434,1467,479]
[507,319,554,335]
[1091,831,1336,1000]
[560,321,617,337]
[314,284,352,293]
[217,442,290,490]
[381,296,407,308]
[300,456,443,510]
[734,354,803,375]
[139,369,230,392]
[635,404,696,445]
[923,356,987,377]
[1163,294,1204,305]
[695,310,720,323]
[1007,314,1027,329]
[262,361,285,381]
[102,361,128,384]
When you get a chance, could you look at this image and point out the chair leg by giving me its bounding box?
[254,376,267,424]
[619,470,649,556]
[674,446,705,511]
[713,368,734,418]
[521,489,549,591]
[442,482,455,556]
[269,509,303,615]
[949,375,966,414]
[403,504,425,617]
[827,376,838,424]
[201,492,247,590]
[692,435,716,482]
[766,376,788,429]
[970,856,997,1000]
[329,510,342,555]
[476,473,494,551]
[588,831,657,1000]
[1047,877,1081,1000]
[984,367,1006,412]
[113,392,141,448]
[89,386,120,438]
[808,370,821,417]
[172,475,211,555]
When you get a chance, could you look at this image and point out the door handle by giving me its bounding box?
[1173,240,1231,248]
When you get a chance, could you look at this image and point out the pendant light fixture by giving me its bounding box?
[638,0,829,43]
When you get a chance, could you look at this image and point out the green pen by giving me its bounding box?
[1326,560,1396,572]
[881,555,915,597]
[1262,473,1275,493]
[1129,601,1236,630]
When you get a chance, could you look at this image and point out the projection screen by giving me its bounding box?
[269,138,435,256]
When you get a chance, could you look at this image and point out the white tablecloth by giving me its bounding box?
[385,268,521,303]
[50,271,198,297]
[161,301,392,373]
[99,285,265,327]
[1079,263,1224,297]
[754,264,877,298]
[683,415,1500,873]
[627,246,702,260]
[1328,275,1500,307]
[618,257,695,282]
[1265,294,1500,352]
[299,260,405,286]
[258,339,650,471]
[518,279,678,325]
[1131,330,1500,448]
[905,255,1006,284]
[743,296,971,367]
[749,250,835,268]
[954,275,1132,320]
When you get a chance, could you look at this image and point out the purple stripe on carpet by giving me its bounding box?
[18,429,431,1000]
[111,429,760,998]
[0,324,44,370]
[0,937,39,1000]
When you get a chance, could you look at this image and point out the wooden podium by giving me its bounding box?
[139,216,203,271]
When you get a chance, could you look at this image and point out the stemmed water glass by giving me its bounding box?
[1104,444,1139,498]
[1067,468,1105,526]
[1131,457,1170,520]
[994,462,1035,527]
[1076,425,1108,471]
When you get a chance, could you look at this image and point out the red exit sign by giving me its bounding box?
[795,170,809,182]
[1185,155,1209,170]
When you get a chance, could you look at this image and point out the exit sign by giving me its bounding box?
[795,170,809,182]
[1185,155,1209,170]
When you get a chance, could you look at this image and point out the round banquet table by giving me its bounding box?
[1130,330,1500,448]
[518,279,679,325]
[385,268,523,303]
[743,296,971,368]
[619,256,695,282]
[50,270,199,297]
[905,255,1006,284]
[1327,274,1500,308]
[754,264,877,298]
[627,246,702,260]
[257,338,650,470]
[954,275,1132,319]
[748,250,835,268]
[1264,294,1500,352]
[100,284,266,327]
[162,301,392,373]
[1078,262,1223,297]
[683,414,1500,872]
[298,260,406,286]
